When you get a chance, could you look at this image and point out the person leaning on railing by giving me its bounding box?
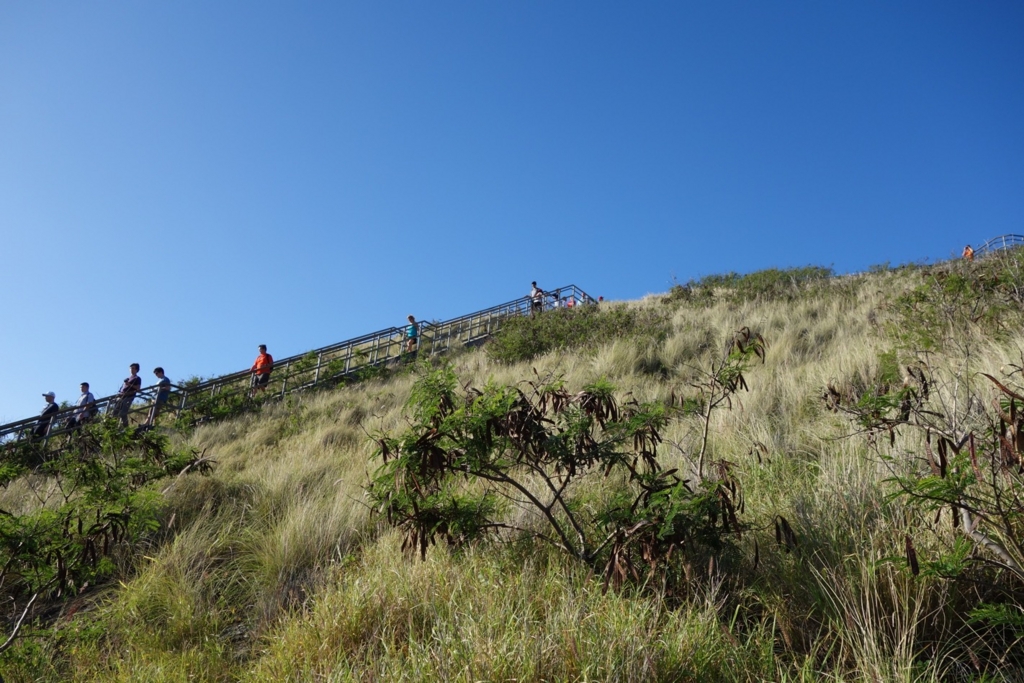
[65,382,96,430]
[33,391,59,439]
[113,363,142,426]
[144,367,173,427]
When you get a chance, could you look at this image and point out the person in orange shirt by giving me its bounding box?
[963,245,975,261]
[250,345,274,395]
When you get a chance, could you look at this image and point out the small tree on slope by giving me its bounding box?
[367,328,766,591]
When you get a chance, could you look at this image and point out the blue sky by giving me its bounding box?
[1,1,1022,421]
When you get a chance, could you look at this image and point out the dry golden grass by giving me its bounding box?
[6,263,1024,682]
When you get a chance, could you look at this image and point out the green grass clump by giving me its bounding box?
[245,539,780,682]
[486,303,670,364]
[669,265,835,305]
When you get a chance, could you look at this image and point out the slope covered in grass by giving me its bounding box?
[5,254,1024,681]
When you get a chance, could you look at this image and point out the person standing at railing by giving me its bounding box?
[33,391,59,438]
[144,367,172,427]
[113,364,142,426]
[66,382,96,430]
[962,244,975,261]
[250,345,274,395]
[405,316,419,354]
[530,282,545,316]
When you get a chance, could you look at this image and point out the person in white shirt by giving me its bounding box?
[68,382,96,429]
[530,281,545,316]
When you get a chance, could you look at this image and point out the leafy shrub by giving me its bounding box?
[370,329,766,592]
[886,250,1024,352]
[174,388,260,428]
[0,419,211,652]
[834,365,1024,657]
[486,305,670,364]
[826,249,1024,670]
[323,358,347,380]
[679,265,834,304]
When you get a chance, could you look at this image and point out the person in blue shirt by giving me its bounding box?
[145,367,172,427]
[405,315,419,354]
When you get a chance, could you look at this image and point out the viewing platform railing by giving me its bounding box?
[0,285,594,447]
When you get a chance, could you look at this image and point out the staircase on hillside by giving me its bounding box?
[0,285,594,446]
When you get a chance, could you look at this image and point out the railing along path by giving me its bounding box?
[0,286,593,447]
[976,234,1024,256]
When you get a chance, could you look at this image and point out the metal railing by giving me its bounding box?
[0,285,593,447]
[975,234,1024,256]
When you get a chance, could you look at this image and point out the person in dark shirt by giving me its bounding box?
[114,363,142,426]
[33,391,59,438]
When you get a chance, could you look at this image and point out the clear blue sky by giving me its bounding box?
[2,1,1022,421]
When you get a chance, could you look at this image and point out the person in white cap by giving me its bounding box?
[33,392,59,438]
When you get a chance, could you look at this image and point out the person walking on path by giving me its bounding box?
[405,315,419,354]
[530,282,545,316]
[145,367,172,427]
[963,244,975,261]
[33,391,59,438]
[67,382,96,429]
[114,364,142,426]
[250,345,274,395]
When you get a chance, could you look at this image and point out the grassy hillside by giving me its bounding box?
[4,254,1024,681]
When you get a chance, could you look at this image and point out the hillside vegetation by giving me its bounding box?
[4,253,1024,681]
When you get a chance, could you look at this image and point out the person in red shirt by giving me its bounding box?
[250,345,274,395]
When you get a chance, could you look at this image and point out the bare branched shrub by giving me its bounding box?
[368,328,765,593]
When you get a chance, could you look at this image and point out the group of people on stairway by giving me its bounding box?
[27,284,594,440]
[33,365,174,438]
[32,345,280,439]
[530,282,600,314]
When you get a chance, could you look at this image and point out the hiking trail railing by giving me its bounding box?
[976,234,1024,256]
[0,286,593,448]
